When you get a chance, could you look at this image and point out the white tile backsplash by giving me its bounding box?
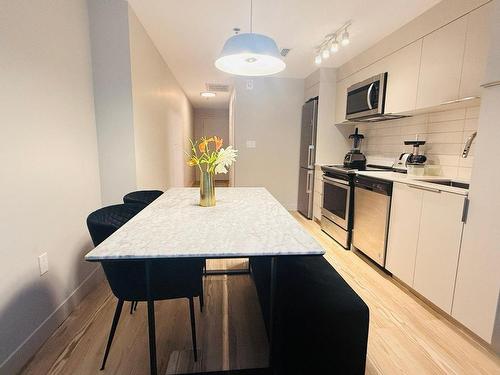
[357,105,480,179]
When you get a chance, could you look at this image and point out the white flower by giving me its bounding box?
[214,146,238,174]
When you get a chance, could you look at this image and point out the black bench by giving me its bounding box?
[250,255,369,375]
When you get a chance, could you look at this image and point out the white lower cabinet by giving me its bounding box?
[386,183,423,286]
[386,182,466,313]
[412,189,465,313]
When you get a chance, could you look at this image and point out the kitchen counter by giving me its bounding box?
[356,171,469,196]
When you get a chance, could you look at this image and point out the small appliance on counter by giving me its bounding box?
[343,128,367,170]
[392,140,427,173]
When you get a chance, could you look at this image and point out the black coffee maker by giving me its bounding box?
[344,128,367,170]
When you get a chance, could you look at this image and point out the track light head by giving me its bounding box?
[341,29,350,46]
[330,38,339,53]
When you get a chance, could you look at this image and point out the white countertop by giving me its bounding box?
[85,187,325,261]
[356,171,469,196]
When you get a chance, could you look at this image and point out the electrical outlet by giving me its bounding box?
[38,253,49,275]
[246,140,256,148]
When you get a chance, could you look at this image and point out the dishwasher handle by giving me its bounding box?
[355,177,392,196]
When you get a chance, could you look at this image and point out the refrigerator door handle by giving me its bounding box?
[307,144,315,168]
[306,170,313,194]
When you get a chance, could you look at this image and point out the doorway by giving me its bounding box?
[193,107,231,186]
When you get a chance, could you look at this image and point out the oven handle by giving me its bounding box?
[367,83,374,110]
[323,176,350,187]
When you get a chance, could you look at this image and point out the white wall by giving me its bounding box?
[233,77,304,209]
[315,68,353,165]
[128,8,194,189]
[88,0,137,205]
[194,108,230,181]
[88,1,195,199]
[0,1,103,373]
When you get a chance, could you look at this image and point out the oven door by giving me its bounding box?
[346,73,387,120]
[321,176,351,230]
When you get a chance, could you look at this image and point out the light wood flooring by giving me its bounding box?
[20,214,500,375]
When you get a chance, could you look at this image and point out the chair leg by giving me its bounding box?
[188,297,198,362]
[100,299,124,370]
[199,280,204,313]
[134,300,139,311]
[147,300,158,375]
[129,301,135,314]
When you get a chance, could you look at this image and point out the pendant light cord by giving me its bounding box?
[250,0,253,33]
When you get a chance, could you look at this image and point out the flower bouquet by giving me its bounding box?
[187,136,238,206]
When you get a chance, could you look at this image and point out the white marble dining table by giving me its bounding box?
[85,187,325,375]
[85,187,325,261]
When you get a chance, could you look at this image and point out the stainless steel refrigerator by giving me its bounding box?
[297,97,318,219]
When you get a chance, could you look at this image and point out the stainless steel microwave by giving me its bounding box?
[345,73,405,122]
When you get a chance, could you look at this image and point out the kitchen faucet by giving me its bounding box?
[462,131,477,158]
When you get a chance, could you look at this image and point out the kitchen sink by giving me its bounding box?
[417,179,470,189]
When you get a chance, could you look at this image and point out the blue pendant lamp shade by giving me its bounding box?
[215,33,286,76]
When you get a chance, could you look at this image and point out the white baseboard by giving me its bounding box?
[0,266,105,375]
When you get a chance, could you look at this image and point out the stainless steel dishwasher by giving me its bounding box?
[352,175,393,267]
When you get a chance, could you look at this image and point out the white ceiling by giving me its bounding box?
[127,0,441,109]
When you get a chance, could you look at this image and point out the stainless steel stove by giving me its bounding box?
[320,164,391,249]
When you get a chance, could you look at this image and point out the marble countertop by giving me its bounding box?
[356,171,469,196]
[85,188,325,261]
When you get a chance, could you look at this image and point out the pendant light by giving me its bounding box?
[215,0,286,76]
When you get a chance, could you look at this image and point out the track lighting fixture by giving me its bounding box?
[314,21,351,66]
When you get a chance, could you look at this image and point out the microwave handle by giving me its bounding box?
[366,83,374,110]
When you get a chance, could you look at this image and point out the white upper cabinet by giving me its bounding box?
[386,183,423,286]
[459,2,493,98]
[384,40,422,114]
[483,0,500,84]
[413,189,465,313]
[416,17,467,109]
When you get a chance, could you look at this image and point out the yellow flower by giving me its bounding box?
[187,157,198,166]
[198,140,207,153]
[214,136,223,151]
[199,137,215,153]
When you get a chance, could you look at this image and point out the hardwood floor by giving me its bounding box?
[20,214,499,375]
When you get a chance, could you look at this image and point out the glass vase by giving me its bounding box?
[200,170,216,207]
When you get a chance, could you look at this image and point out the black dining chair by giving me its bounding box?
[123,189,205,312]
[123,190,163,206]
[86,204,204,373]
[86,203,145,314]
[98,258,203,372]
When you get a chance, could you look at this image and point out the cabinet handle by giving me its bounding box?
[407,184,441,193]
[461,197,470,223]
[440,96,479,106]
